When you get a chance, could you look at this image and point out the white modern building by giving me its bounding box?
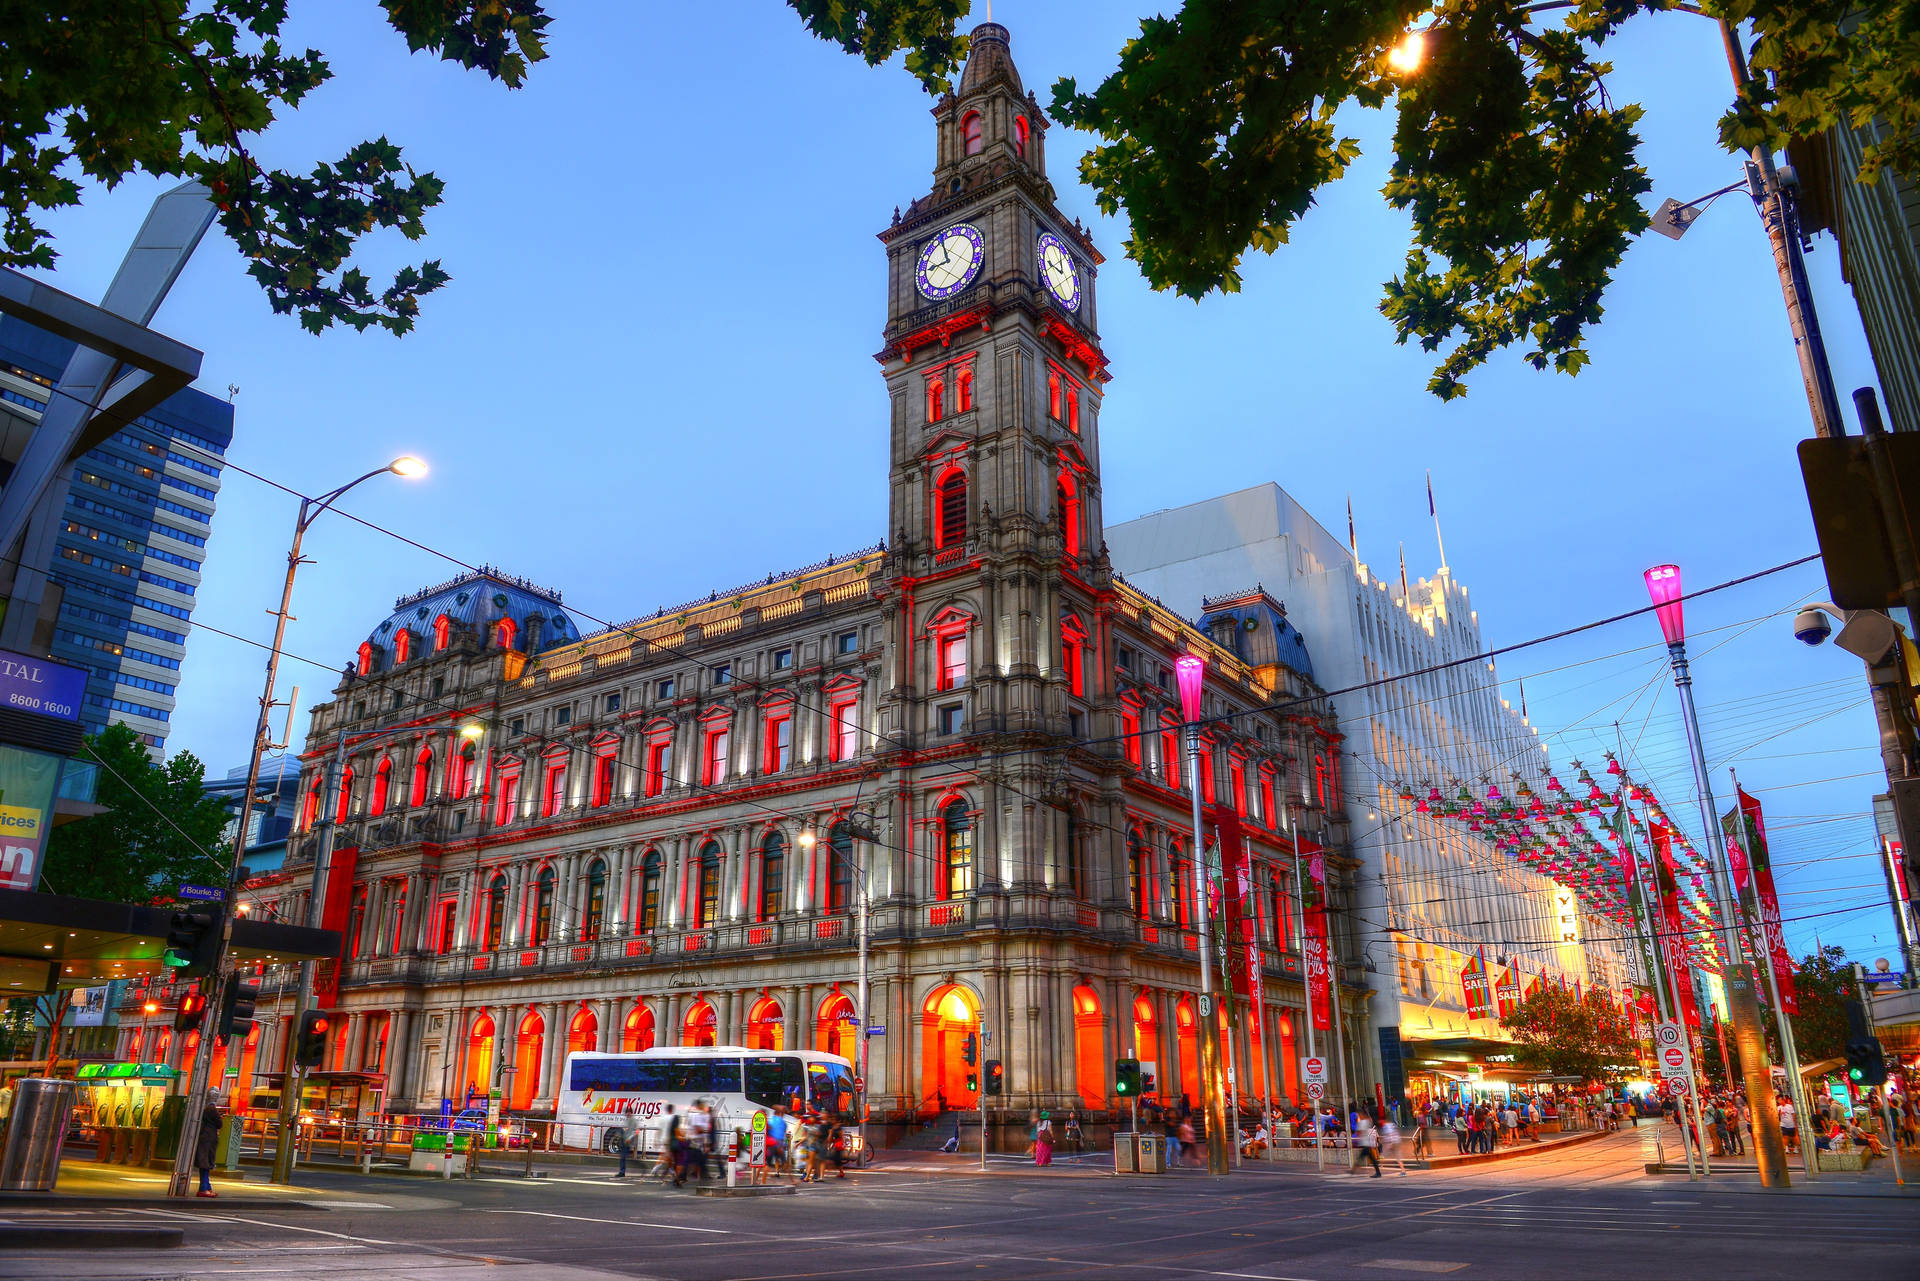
[1109,483,1631,1105]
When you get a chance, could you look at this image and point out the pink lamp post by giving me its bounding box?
[1173,654,1231,1175]
[1643,563,1793,1187]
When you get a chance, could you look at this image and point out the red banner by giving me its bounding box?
[1461,949,1493,1020]
[1652,824,1702,1029]
[1213,807,1259,1004]
[1301,837,1331,1031]
[1727,786,1798,1015]
[1495,964,1521,1018]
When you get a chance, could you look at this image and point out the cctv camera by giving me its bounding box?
[1793,607,1832,646]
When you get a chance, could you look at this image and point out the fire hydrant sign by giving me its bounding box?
[1658,1045,1692,1080]
[1301,1056,1327,1085]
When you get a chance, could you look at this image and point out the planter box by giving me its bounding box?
[1816,1150,1866,1172]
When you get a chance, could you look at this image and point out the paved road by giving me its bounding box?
[3,1130,1914,1280]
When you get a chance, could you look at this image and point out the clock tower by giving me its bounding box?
[873,21,1117,903]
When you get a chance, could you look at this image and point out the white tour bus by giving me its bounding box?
[558,1046,856,1154]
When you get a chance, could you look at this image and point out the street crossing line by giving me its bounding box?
[487,1208,731,1234]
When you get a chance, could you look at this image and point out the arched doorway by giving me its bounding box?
[816,992,854,1059]
[1277,1012,1298,1102]
[1072,985,1105,1110]
[464,1013,496,1102]
[235,1024,261,1108]
[682,1000,716,1048]
[623,1003,655,1052]
[746,997,783,1050]
[1132,994,1161,1102]
[152,1029,172,1065]
[918,984,979,1115]
[1175,997,1199,1109]
[510,1009,544,1111]
[568,1006,598,1056]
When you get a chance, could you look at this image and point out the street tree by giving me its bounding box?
[789,0,1920,398]
[2,1,549,335]
[1499,984,1640,1083]
[40,722,232,906]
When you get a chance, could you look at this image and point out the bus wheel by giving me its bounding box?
[602,1131,623,1155]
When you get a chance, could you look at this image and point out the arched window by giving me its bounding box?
[1014,115,1029,158]
[370,758,392,816]
[582,860,606,941]
[410,744,433,807]
[827,823,854,913]
[1048,371,1061,420]
[1056,472,1081,558]
[1067,390,1080,434]
[956,366,973,412]
[1060,614,1086,698]
[356,642,373,676]
[393,629,411,664]
[962,110,982,155]
[496,617,517,650]
[453,742,477,800]
[335,766,354,822]
[935,468,967,549]
[760,832,786,920]
[695,843,721,929]
[1168,837,1191,928]
[300,780,320,831]
[927,378,945,423]
[639,851,662,930]
[942,800,973,899]
[433,613,450,651]
[532,866,556,944]
[1127,829,1149,917]
[484,873,507,950]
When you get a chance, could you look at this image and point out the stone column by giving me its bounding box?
[387,1010,414,1099]
[541,1001,567,1103]
[595,999,614,1052]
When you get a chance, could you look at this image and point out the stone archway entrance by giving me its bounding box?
[567,1006,597,1057]
[1175,997,1199,1109]
[1072,985,1105,1110]
[1132,994,1163,1103]
[464,1013,495,1101]
[918,984,979,1115]
[623,1003,655,1052]
[746,997,783,1050]
[683,1000,716,1048]
[816,992,855,1059]
[509,1009,544,1111]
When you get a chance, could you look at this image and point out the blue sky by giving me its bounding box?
[22,3,1904,966]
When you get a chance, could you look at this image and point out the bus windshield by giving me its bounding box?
[806,1060,855,1113]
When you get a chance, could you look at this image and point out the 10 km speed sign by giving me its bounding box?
[1655,1021,1684,1050]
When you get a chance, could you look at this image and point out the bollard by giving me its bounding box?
[442,1138,453,1181]
[726,1158,738,1188]
[360,1129,373,1175]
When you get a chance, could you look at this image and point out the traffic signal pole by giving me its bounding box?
[1852,963,1904,1186]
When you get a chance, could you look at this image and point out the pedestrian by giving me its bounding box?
[827,1113,849,1179]
[1453,1106,1470,1154]
[1064,1107,1083,1153]
[687,1101,712,1183]
[1413,1106,1431,1160]
[1777,1095,1798,1153]
[1034,1111,1054,1166]
[1024,1109,1040,1158]
[794,1113,817,1182]
[193,1096,224,1198]
[652,1105,679,1182]
[768,1105,792,1185]
[1708,1099,1729,1157]
[1731,1097,1749,1156]
[1380,1114,1407,1176]
[1353,1112,1382,1177]
[1176,1114,1197,1167]
[1163,1108,1182,1167]
[613,1107,639,1179]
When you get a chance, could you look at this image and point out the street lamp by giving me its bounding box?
[1643,563,1793,1187]
[1174,653,1231,1176]
[164,456,426,1197]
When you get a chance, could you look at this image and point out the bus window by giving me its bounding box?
[568,1056,742,1095]
[809,1061,855,1113]
[744,1057,805,1108]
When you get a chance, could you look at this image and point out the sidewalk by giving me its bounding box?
[0,1157,353,1207]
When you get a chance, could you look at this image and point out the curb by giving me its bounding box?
[694,1184,797,1197]
[0,1226,184,1250]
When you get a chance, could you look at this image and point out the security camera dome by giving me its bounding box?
[1793,607,1832,646]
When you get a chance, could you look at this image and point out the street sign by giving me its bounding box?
[1198,993,1213,1018]
[866,1025,886,1036]
[1301,1056,1327,1085]
[1654,1021,1683,1049]
[1659,1045,1692,1079]
[854,1076,865,1093]
[178,884,224,902]
[1306,1082,1325,1100]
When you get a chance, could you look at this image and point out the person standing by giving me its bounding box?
[1034,1111,1054,1166]
[613,1107,640,1179]
[193,1096,224,1198]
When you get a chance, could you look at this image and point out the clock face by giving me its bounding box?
[916,224,985,299]
[1037,232,1081,312]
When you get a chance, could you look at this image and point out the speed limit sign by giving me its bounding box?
[1306,1082,1325,1100]
[1655,1021,1683,1049]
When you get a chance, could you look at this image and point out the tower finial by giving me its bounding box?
[1427,469,1449,574]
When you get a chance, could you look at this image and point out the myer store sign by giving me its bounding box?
[1554,888,1580,945]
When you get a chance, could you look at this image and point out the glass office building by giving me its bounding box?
[0,315,232,752]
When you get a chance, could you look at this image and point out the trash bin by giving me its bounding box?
[0,1078,78,1191]
[1136,1133,1166,1174]
[1114,1133,1138,1172]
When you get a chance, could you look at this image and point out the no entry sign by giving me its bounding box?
[1302,1056,1327,1084]
[1659,1045,1692,1079]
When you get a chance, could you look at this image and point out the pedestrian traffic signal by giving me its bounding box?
[295,1009,331,1068]
[961,1032,977,1066]
[965,1071,978,1093]
[163,910,218,976]
[220,974,260,1044]
[984,1060,1004,1096]
[1846,1034,1888,1086]
[1115,1058,1142,1097]
[173,986,208,1033]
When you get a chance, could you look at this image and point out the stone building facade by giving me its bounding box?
[116,23,1364,1130]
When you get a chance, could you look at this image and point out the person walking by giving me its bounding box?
[1413,1106,1431,1160]
[1380,1113,1408,1176]
[1176,1114,1197,1168]
[1353,1112,1382,1177]
[1064,1107,1083,1153]
[192,1096,224,1198]
[1777,1094,1798,1154]
[1034,1111,1054,1166]
[613,1107,640,1179]
[651,1105,680,1183]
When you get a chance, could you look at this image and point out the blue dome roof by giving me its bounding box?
[1198,596,1315,683]
[368,568,582,657]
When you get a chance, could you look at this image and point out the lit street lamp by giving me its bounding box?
[1175,654,1231,1176]
[1643,563,1793,1188]
[169,457,427,1197]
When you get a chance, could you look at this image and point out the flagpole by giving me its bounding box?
[1730,767,1817,1180]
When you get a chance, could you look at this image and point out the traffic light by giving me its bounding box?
[984,1060,1004,1096]
[220,974,259,1044]
[295,1009,331,1068]
[173,986,209,1033]
[961,1032,977,1066]
[1115,1057,1142,1097]
[965,1071,979,1093]
[163,910,218,976]
[1843,992,1890,1086]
